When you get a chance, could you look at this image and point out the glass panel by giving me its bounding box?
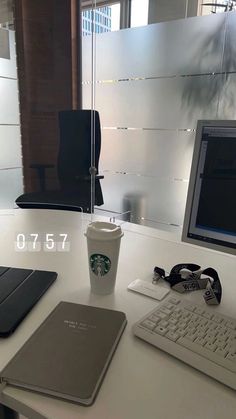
[0,30,16,78]
[100,173,188,227]
[86,10,234,229]
[218,73,236,119]
[83,75,222,129]
[222,11,236,72]
[0,78,19,124]
[0,126,22,169]
[0,168,23,208]
[100,129,195,180]
[82,13,226,80]
[0,27,21,209]
[0,27,9,58]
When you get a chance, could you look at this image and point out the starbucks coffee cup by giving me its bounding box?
[85,221,124,295]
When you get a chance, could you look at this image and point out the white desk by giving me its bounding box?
[0,209,236,419]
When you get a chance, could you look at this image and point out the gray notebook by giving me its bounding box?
[0,302,127,405]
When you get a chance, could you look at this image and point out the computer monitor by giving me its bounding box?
[182,120,236,255]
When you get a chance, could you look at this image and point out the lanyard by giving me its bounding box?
[153,263,222,305]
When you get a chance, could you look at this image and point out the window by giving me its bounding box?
[110,3,120,30]
[200,0,236,15]
[82,0,151,34]
[82,2,121,36]
[131,0,149,28]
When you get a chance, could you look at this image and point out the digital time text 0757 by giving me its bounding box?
[14,233,70,252]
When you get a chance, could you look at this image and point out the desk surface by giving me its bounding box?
[0,209,236,419]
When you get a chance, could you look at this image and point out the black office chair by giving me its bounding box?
[16,110,104,212]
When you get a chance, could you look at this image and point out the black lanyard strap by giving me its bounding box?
[153,264,222,305]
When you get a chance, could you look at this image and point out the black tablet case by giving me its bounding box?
[0,267,57,336]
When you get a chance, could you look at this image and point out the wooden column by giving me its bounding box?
[14,0,81,193]
[71,0,82,109]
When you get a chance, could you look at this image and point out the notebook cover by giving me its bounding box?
[0,302,127,405]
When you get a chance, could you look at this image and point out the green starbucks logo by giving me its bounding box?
[90,254,111,276]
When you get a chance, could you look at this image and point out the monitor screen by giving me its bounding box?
[182,120,236,255]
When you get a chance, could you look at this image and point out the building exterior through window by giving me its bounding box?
[82,6,112,36]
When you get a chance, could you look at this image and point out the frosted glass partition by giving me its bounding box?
[83,75,222,129]
[101,174,188,226]
[0,78,20,125]
[0,29,23,208]
[0,28,10,59]
[82,12,236,228]
[0,30,17,78]
[100,130,195,180]
[0,126,22,169]
[218,74,236,120]
[0,168,23,209]
[83,13,226,80]
[222,12,236,72]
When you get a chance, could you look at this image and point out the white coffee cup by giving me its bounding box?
[85,221,123,295]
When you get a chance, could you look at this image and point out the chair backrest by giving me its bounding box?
[58,109,101,187]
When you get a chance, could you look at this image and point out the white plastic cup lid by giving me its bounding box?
[85,221,123,241]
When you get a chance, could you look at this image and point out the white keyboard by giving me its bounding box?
[133,296,236,390]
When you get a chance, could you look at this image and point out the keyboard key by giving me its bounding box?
[203,312,213,320]
[154,325,168,336]
[178,321,187,328]
[169,318,178,325]
[168,324,177,332]
[167,297,181,305]
[195,307,205,315]
[185,332,197,342]
[160,307,172,316]
[199,318,208,326]
[165,303,175,310]
[184,304,195,312]
[176,328,186,336]
[205,342,217,351]
[215,339,226,348]
[225,321,236,330]
[218,330,228,338]
[148,314,161,323]
[154,311,167,319]
[212,314,223,324]
[215,348,228,358]
[141,320,156,330]
[166,331,179,342]
[195,337,207,346]
[191,314,201,322]
[159,320,169,328]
